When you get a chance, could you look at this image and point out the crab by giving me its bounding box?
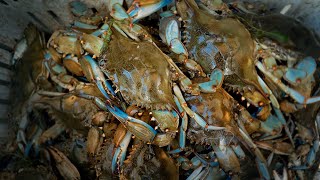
[158,0,275,121]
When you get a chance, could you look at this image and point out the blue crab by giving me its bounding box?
[158,0,280,122]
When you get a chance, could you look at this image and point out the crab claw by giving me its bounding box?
[73,21,98,30]
[112,131,132,173]
[84,95,158,142]
[91,23,111,37]
[127,0,173,22]
[79,33,104,57]
[256,60,320,105]
[110,3,130,20]
[198,69,224,92]
[63,55,84,76]
[48,147,80,179]
[79,55,116,99]
[284,56,316,85]
[106,105,157,142]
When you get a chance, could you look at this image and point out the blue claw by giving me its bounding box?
[256,61,320,104]
[44,52,67,75]
[73,21,98,30]
[111,3,130,20]
[90,96,157,142]
[210,68,224,82]
[91,24,110,37]
[111,131,132,173]
[283,56,316,86]
[106,106,157,140]
[296,56,316,77]
[198,69,224,92]
[128,0,173,22]
[284,68,306,85]
[160,18,179,44]
[170,39,188,56]
[80,55,115,99]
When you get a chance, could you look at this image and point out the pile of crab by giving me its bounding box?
[3,0,320,179]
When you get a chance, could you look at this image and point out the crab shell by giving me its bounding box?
[101,29,177,111]
[184,84,240,145]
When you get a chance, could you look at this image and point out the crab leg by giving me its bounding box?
[273,107,294,146]
[111,131,132,173]
[80,55,116,99]
[127,0,173,22]
[237,120,270,179]
[257,76,279,108]
[256,61,320,104]
[186,165,206,180]
[256,157,271,180]
[16,111,28,153]
[73,21,98,30]
[168,95,188,154]
[173,84,225,130]
[231,144,246,160]
[79,94,158,142]
[24,125,43,157]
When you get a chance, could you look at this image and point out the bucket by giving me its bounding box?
[0,0,319,179]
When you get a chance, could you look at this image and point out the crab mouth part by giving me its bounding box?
[223,85,263,118]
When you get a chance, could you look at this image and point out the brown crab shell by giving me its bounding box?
[102,29,177,111]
